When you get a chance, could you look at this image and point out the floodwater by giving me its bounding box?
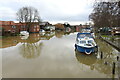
[0,31,119,78]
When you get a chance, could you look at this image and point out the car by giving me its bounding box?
[111,27,120,35]
[98,27,112,35]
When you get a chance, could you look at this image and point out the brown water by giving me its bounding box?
[1,31,119,78]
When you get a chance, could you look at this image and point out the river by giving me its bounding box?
[0,31,119,78]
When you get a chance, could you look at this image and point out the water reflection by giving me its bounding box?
[75,37,119,78]
[2,31,119,78]
[19,33,44,59]
[1,36,20,48]
[75,51,97,70]
[1,31,56,48]
[19,42,43,59]
[20,35,29,40]
[95,37,118,78]
[20,33,41,43]
[75,50,118,78]
[55,31,64,38]
[1,31,71,48]
[40,31,55,40]
[114,38,120,48]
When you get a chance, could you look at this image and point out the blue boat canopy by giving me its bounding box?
[77,33,93,38]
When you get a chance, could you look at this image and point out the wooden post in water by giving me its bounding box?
[101,51,103,59]
[112,62,115,75]
[117,56,119,61]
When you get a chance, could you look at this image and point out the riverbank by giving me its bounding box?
[99,34,120,52]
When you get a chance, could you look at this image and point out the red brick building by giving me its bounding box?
[15,23,27,32]
[29,23,40,33]
[0,21,17,34]
[0,21,40,35]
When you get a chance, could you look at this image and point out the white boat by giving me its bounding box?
[40,29,45,33]
[39,29,45,36]
[20,35,29,40]
[20,31,29,36]
[75,33,98,54]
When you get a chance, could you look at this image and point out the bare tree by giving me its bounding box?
[16,6,41,31]
[89,2,120,28]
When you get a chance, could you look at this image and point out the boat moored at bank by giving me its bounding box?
[75,33,98,54]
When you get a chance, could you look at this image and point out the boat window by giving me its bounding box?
[88,40,93,43]
[79,34,92,38]
[80,41,86,44]
[79,34,85,38]
[85,44,92,46]
[86,34,92,37]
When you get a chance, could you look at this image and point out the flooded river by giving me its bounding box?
[0,31,119,78]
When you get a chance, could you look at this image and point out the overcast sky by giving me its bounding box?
[0,0,95,25]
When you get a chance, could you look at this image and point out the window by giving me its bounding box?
[37,29,39,31]
[86,34,92,37]
[11,25,16,28]
[88,40,93,43]
[37,26,39,28]
[80,41,86,44]
[21,26,26,28]
[79,34,85,38]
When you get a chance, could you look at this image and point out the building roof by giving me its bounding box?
[0,21,15,26]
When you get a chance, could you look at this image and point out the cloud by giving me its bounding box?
[0,7,16,21]
[0,0,94,24]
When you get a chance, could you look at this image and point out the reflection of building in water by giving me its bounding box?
[40,31,55,40]
[1,33,44,59]
[1,36,20,48]
[64,32,71,35]
[44,31,55,37]
[1,33,55,48]
[19,33,43,59]
[55,31,64,38]
[1,33,41,48]
[20,33,41,43]
[20,35,29,40]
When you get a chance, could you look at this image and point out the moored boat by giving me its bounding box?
[75,33,98,54]
[20,31,29,36]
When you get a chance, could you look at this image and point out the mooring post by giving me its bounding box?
[117,56,119,61]
[112,62,115,75]
[101,51,103,59]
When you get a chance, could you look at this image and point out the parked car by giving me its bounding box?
[111,27,120,35]
[98,27,112,35]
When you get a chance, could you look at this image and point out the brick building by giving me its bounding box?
[0,21,40,35]
[54,23,64,30]
[0,21,18,35]
[29,23,40,33]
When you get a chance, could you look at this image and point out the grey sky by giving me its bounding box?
[0,0,94,24]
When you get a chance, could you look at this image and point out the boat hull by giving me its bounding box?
[75,44,98,54]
